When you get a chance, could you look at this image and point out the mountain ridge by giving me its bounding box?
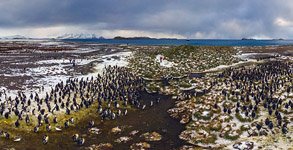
[56,33,105,39]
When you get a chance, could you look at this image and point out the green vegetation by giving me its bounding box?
[235,113,253,122]
[193,111,213,121]
[179,82,192,88]
[209,121,222,131]
[223,130,242,141]
[129,45,240,79]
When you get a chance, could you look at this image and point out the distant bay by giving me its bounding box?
[62,39,293,46]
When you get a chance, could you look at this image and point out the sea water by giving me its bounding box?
[62,39,293,46]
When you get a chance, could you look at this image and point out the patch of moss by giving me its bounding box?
[235,113,252,122]
[223,130,242,141]
[209,121,222,131]
[240,125,250,132]
[200,133,217,144]
[179,82,192,88]
[193,111,213,121]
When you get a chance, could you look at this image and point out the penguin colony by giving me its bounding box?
[0,65,146,145]
[169,60,292,147]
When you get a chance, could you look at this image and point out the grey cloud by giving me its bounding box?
[0,0,293,38]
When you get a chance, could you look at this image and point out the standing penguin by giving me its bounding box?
[42,135,49,144]
[77,137,85,145]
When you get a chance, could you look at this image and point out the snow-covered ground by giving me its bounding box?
[203,52,278,72]
[203,59,258,72]
[81,51,132,79]
[0,50,132,101]
[236,52,279,60]
[155,54,175,68]
[39,41,64,46]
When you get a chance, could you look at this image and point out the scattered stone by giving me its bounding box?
[89,128,101,135]
[4,148,16,150]
[111,127,122,134]
[130,142,151,150]
[55,126,62,132]
[180,115,190,124]
[232,141,254,150]
[85,143,113,150]
[114,136,132,143]
[140,132,162,141]
[129,130,139,136]
[179,145,198,150]
[13,136,21,142]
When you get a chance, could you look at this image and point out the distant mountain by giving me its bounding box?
[113,36,178,40]
[57,33,104,39]
[272,38,285,40]
[113,36,153,40]
[241,38,256,40]
[1,35,28,39]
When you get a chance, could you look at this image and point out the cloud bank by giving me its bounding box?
[0,0,293,39]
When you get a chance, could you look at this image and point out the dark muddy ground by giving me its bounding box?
[0,92,185,150]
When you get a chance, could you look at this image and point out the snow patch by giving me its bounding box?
[155,55,174,68]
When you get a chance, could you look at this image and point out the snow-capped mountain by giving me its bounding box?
[57,33,103,39]
[1,35,28,39]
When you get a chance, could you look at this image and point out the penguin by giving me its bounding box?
[4,112,9,119]
[34,126,39,133]
[111,112,116,120]
[235,107,239,114]
[268,121,274,130]
[150,101,154,107]
[53,117,58,124]
[227,109,231,114]
[25,115,30,124]
[37,114,42,123]
[88,120,94,128]
[256,123,262,130]
[15,119,20,128]
[42,135,49,144]
[142,104,146,110]
[44,117,50,124]
[251,111,256,118]
[69,117,74,124]
[66,108,70,115]
[282,126,288,134]
[223,107,227,113]
[72,134,79,142]
[265,118,270,126]
[214,103,218,109]
[124,109,128,116]
[46,124,51,132]
[117,109,121,116]
[77,137,85,145]
[64,120,69,128]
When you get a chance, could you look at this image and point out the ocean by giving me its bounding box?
[62,39,293,46]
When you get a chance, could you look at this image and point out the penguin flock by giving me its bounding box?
[218,61,292,135]
[0,65,158,145]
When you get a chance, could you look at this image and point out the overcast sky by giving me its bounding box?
[0,0,292,39]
